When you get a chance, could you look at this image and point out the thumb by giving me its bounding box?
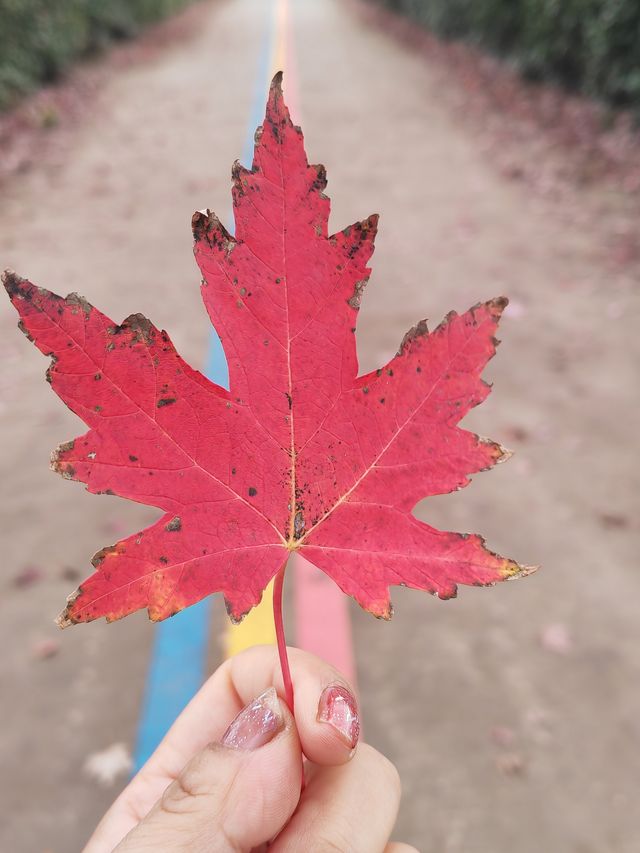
[115,688,301,852]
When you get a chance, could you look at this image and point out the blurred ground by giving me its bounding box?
[0,0,638,850]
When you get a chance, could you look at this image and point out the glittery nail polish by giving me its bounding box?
[221,687,284,750]
[317,684,360,750]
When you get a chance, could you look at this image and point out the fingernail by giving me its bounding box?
[317,684,360,750]
[221,687,284,750]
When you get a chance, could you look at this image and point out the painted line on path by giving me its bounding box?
[132,2,277,772]
[281,3,356,684]
[133,0,356,772]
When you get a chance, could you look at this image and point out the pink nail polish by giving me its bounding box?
[221,687,284,750]
[317,685,360,750]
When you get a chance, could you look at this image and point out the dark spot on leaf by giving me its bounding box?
[129,455,138,462]
[347,278,367,310]
[165,516,182,532]
[66,292,91,318]
[312,164,327,191]
[248,487,257,497]
[159,556,169,565]
[157,397,176,407]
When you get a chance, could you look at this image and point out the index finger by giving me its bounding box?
[230,644,360,765]
[146,644,359,773]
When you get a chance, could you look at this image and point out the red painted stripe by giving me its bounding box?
[284,6,356,684]
[294,555,356,680]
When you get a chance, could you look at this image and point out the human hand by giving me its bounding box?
[85,645,416,852]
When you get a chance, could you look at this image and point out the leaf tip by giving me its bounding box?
[2,268,31,303]
[50,439,76,478]
[55,610,73,630]
[370,597,393,620]
[191,208,211,242]
[121,312,155,346]
[91,544,119,569]
[502,560,539,581]
[265,70,294,134]
[192,208,234,251]
[488,296,509,317]
[397,318,429,355]
[366,212,380,231]
[224,596,252,624]
[495,443,514,464]
[2,267,19,293]
[56,586,82,629]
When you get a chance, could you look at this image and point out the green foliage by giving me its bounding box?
[375,0,640,107]
[0,0,198,110]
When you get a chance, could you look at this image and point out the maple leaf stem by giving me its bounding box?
[273,563,294,714]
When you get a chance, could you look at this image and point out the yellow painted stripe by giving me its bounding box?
[224,0,289,658]
[225,579,277,656]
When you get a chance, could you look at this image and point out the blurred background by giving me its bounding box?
[0,0,638,850]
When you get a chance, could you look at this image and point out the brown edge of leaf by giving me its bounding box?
[56,587,82,629]
[2,268,23,297]
[389,295,539,599]
[191,208,236,252]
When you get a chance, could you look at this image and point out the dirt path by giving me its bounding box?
[1,0,638,850]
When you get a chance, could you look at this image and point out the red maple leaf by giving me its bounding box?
[4,74,533,632]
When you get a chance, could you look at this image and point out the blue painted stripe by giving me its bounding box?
[132,599,212,770]
[132,7,275,773]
